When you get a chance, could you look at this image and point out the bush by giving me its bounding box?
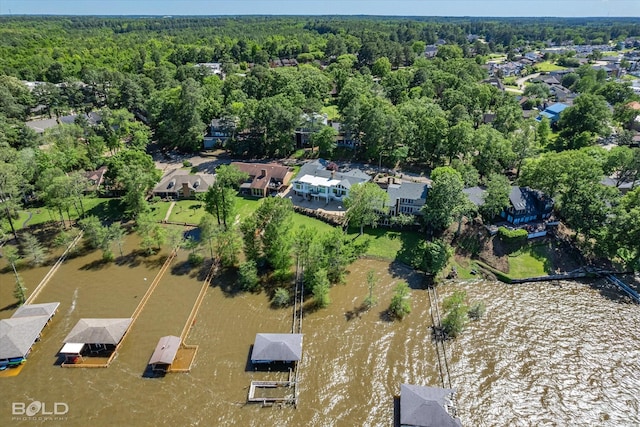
[188,252,204,266]
[182,160,192,168]
[468,301,486,320]
[441,290,469,339]
[388,282,411,319]
[498,226,528,242]
[272,287,290,307]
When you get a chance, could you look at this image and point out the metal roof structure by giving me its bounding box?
[400,384,461,427]
[63,318,132,345]
[251,333,303,363]
[148,335,181,366]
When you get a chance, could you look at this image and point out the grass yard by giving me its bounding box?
[168,200,206,224]
[347,227,421,265]
[321,105,340,121]
[534,61,567,72]
[507,243,554,278]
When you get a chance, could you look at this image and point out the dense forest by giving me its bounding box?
[2,16,640,274]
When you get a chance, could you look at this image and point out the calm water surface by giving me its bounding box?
[1,243,639,426]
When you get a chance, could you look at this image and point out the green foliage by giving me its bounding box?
[422,167,466,234]
[13,275,27,305]
[362,270,378,309]
[344,182,389,235]
[311,268,331,308]
[441,290,469,339]
[272,287,291,308]
[498,226,528,242]
[414,239,453,275]
[21,232,45,266]
[388,282,411,320]
[480,173,511,221]
[238,260,260,292]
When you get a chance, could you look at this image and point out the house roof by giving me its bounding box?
[0,316,51,359]
[387,182,429,206]
[149,335,181,366]
[63,318,132,345]
[13,302,60,319]
[295,159,370,188]
[463,186,487,207]
[230,162,293,191]
[508,186,552,215]
[251,333,303,363]
[25,112,101,134]
[400,384,461,427]
[153,169,215,195]
[544,103,569,115]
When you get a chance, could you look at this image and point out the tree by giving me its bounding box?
[388,282,411,320]
[136,211,166,255]
[414,239,453,276]
[558,94,611,149]
[441,290,469,339]
[344,182,389,235]
[512,120,539,178]
[480,173,511,221]
[14,274,27,305]
[0,160,21,240]
[204,164,248,229]
[21,232,45,266]
[362,270,378,309]
[421,167,466,234]
[472,125,514,179]
[372,56,391,78]
[238,260,260,291]
[311,125,338,158]
[311,268,331,308]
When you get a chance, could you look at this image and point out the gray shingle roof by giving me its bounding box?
[463,186,487,207]
[153,170,215,195]
[148,335,181,366]
[0,316,50,359]
[295,159,370,187]
[13,302,60,319]
[400,384,461,427]
[63,318,132,345]
[251,333,303,363]
[387,182,429,206]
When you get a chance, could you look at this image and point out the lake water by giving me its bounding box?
[1,238,639,426]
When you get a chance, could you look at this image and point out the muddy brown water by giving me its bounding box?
[1,237,639,426]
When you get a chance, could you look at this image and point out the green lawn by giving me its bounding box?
[321,105,340,121]
[534,61,567,72]
[507,244,554,278]
[168,200,206,224]
[347,227,421,265]
[291,212,335,234]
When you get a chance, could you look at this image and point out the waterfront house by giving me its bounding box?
[203,118,233,149]
[152,169,215,200]
[400,384,461,427]
[295,113,328,148]
[251,333,303,364]
[231,162,294,198]
[386,181,429,217]
[291,159,370,203]
[501,186,554,225]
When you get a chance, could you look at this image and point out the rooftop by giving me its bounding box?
[400,384,461,427]
[63,318,132,345]
[251,333,303,363]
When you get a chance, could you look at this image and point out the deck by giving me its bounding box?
[247,380,296,405]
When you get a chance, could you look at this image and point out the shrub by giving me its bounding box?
[468,301,486,320]
[389,282,411,319]
[498,226,528,242]
[188,252,204,266]
[272,287,290,307]
[182,160,192,168]
[441,290,469,339]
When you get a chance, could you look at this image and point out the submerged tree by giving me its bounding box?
[21,232,45,266]
[272,287,291,308]
[441,290,469,339]
[238,260,260,292]
[362,269,378,309]
[388,282,411,319]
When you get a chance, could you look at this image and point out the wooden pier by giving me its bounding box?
[247,380,296,405]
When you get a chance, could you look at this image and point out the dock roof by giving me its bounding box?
[63,318,132,345]
[149,335,181,366]
[13,302,60,319]
[0,316,50,359]
[400,384,461,427]
[251,333,303,363]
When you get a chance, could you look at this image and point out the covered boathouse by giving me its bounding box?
[148,335,181,372]
[60,318,132,363]
[250,333,303,364]
[0,302,60,370]
[400,384,461,427]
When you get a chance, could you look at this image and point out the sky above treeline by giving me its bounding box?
[0,0,639,18]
